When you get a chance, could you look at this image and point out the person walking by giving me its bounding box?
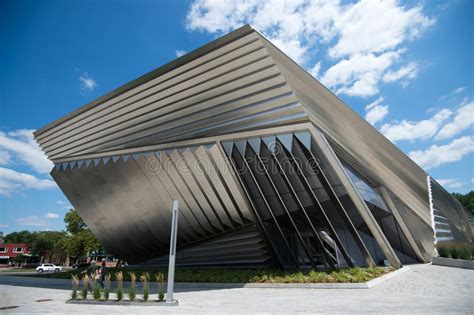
[98,261,107,289]
[82,260,98,278]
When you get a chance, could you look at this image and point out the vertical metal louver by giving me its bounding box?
[221,132,401,269]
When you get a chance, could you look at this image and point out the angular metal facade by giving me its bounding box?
[35,25,472,269]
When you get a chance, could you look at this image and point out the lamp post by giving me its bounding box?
[166,200,179,304]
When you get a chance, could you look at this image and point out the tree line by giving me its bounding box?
[2,209,103,265]
[452,190,474,215]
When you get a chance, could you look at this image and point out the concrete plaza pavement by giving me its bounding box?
[0,264,472,314]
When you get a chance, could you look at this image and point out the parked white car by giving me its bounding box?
[36,263,62,273]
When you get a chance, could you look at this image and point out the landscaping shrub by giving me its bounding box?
[116,289,123,302]
[437,246,449,258]
[308,270,329,283]
[156,273,165,302]
[93,285,101,301]
[458,245,471,260]
[330,270,351,283]
[71,274,79,300]
[81,275,89,300]
[140,272,149,302]
[450,246,460,259]
[116,271,123,301]
[103,274,111,301]
[128,272,136,302]
[33,266,393,285]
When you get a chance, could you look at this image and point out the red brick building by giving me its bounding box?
[0,244,29,267]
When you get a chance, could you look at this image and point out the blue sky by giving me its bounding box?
[0,0,472,233]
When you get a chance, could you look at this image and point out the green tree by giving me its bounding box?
[4,210,104,265]
[4,230,35,244]
[63,209,103,263]
[64,209,87,234]
[27,231,66,263]
[452,191,474,215]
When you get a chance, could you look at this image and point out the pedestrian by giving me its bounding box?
[82,260,97,278]
[98,261,107,289]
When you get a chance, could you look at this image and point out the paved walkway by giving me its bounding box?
[0,264,472,314]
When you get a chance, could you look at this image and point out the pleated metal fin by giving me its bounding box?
[294,132,311,149]
[277,134,293,152]
[248,138,261,154]
[262,136,276,153]
[234,140,246,156]
[222,141,233,156]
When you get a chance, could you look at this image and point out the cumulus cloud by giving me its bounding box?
[328,1,433,58]
[0,129,53,174]
[14,215,49,227]
[382,62,418,83]
[309,61,321,79]
[435,101,474,140]
[79,72,98,92]
[365,97,389,125]
[409,136,474,169]
[175,50,187,57]
[380,108,452,142]
[436,178,463,188]
[185,0,434,97]
[321,51,401,97]
[44,212,59,219]
[0,150,11,165]
[0,167,56,196]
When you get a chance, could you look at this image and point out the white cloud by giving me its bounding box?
[0,150,11,165]
[452,86,466,94]
[320,51,400,97]
[175,50,187,57]
[328,1,433,58]
[439,86,468,103]
[0,224,7,228]
[380,108,452,142]
[79,73,97,92]
[409,136,474,169]
[44,212,59,219]
[56,200,73,209]
[365,97,389,125]
[0,167,56,196]
[0,129,53,173]
[309,61,321,79]
[14,215,49,227]
[382,62,418,83]
[436,178,463,188]
[435,101,474,140]
[185,0,434,97]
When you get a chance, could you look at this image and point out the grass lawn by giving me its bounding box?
[0,268,37,273]
[28,266,394,283]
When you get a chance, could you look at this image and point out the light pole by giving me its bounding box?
[166,200,179,304]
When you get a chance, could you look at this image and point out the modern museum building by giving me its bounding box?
[34,25,472,270]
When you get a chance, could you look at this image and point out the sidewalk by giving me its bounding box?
[0,264,472,314]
